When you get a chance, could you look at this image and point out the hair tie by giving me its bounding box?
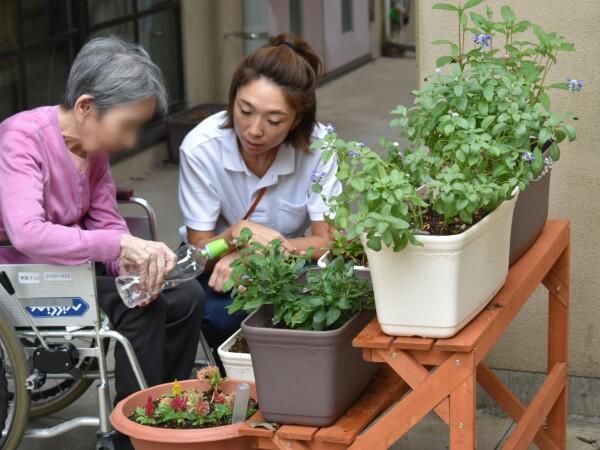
[280,41,295,51]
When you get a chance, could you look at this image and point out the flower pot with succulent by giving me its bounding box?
[311,2,579,339]
[110,367,258,450]
[429,0,580,264]
[225,230,376,426]
[217,329,254,382]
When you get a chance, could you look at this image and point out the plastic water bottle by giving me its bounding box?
[116,239,229,308]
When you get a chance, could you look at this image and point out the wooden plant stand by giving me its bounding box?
[241,220,570,450]
[240,366,410,449]
[350,220,570,450]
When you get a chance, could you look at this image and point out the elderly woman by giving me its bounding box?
[179,34,340,363]
[0,36,203,443]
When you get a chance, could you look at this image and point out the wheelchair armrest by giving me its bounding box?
[116,187,134,202]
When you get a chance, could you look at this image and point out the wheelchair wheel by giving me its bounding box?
[0,310,30,450]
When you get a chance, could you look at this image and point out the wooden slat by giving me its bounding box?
[277,425,318,441]
[476,363,559,450]
[272,435,313,450]
[450,374,476,450]
[315,367,408,445]
[435,221,569,354]
[393,336,434,351]
[352,319,394,349]
[364,347,452,366]
[547,243,570,449]
[376,348,449,424]
[502,363,567,450]
[240,411,276,438]
[349,353,474,450]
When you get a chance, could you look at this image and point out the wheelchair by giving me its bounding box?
[0,188,215,449]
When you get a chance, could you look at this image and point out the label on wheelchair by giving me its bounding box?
[26,297,89,318]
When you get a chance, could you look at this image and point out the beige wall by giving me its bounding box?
[417,0,600,377]
[180,0,244,105]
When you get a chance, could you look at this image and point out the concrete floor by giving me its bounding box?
[18,57,600,449]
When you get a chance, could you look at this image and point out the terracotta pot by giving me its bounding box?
[110,379,256,450]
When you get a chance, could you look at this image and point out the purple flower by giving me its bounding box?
[324,123,336,134]
[522,151,535,162]
[356,141,365,148]
[567,77,583,93]
[473,34,491,48]
[310,169,328,183]
[348,151,359,158]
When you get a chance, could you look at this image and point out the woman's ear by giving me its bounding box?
[73,95,95,123]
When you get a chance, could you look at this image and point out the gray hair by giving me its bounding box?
[63,36,168,116]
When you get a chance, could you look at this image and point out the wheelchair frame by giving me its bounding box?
[0,190,215,449]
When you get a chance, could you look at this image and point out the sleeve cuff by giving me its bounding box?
[86,229,126,262]
[184,219,218,232]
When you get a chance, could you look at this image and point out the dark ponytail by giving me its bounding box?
[222,33,323,152]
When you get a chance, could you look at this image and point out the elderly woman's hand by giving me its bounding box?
[119,235,177,298]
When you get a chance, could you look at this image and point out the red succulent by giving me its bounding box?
[170,395,188,411]
[144,396,155,416]
[213,391,226,404]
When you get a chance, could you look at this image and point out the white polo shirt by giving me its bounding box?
[178,111,341,239]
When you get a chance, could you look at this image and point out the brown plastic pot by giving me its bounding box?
[110,379,256,450]
[242,306,377,426]
[510,162,551,265]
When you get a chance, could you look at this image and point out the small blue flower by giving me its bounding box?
[566,77,583,93]
[310,169,328,183]
[348,151,359,158]
[324,122,336,134]
[473,34,491,48]
[356,141,365,148]
[522,151,535,162]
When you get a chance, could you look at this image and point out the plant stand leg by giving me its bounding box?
[547,246,570,448]
[450,373,476,450]
[95,430,115,450]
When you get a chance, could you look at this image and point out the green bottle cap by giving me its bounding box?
[203,238,229,259]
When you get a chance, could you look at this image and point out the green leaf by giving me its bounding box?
[564,124,577,141]
[483,84,494,101]
[500,5,516,24]
[313,309,326,330]
[463,0,485,9]
[540,92,551,111]
[548,82,568,90]
[481,115,495,130]
[539,128,552,145]
[326,307,342,326]
[432,3,458,12]
[436,55,454,67]
[550,143,560,161]
[454,85,464,97]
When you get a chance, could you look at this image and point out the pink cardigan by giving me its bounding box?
[0,106,129,275]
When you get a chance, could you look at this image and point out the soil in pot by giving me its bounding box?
[242,305,377,427]
[229,334,250,354]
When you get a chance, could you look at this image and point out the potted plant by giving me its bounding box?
[428,0,581,263]
[317,227,370,280]
[311,1,580,339]
[110,366,258,450]
[217,329,254,382]
[224,230,376,426]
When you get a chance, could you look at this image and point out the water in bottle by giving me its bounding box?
[116,239,229,308]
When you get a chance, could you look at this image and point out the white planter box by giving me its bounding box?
[362,193,519,338]
[217,329,254,382]
[317,252,371,280]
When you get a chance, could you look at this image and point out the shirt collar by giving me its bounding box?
[222,133,296,187]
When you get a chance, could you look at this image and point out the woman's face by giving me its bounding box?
[75,97,157,154]
[233,78,297,156]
